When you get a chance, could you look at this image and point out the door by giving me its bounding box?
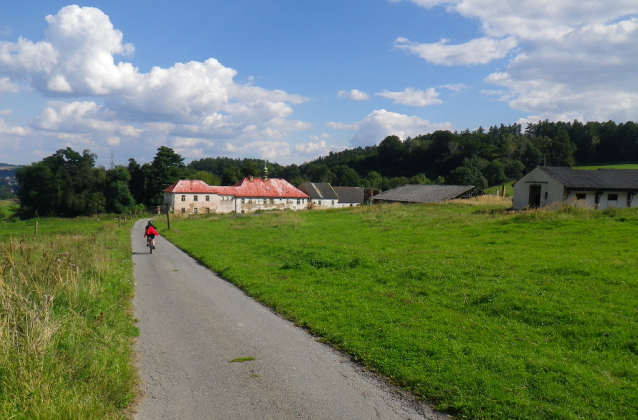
[528,185,542,207]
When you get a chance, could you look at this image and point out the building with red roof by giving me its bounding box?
[163,176,309,214]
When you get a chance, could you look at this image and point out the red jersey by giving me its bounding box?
[144,225,159,236]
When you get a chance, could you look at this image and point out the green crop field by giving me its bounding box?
[159,202,638,420]
[0,217,138,419]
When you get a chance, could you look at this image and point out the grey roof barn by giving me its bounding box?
[370,184,483,204]
[298,183,339,200]
[333,187,365,205]
[513,166,638,210]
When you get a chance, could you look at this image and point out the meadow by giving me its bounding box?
[0,217,138,419]
[159,202,638,420]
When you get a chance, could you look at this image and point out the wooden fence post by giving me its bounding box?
[166,211,171,230]
[34,220,38,236]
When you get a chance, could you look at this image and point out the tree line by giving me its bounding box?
[13,119,638,218]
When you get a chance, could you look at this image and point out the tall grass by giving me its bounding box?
[160,204,638,420]
[0,220,137,419]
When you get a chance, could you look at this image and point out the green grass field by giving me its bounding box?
[0,217,138,419]
[159,203,638,420]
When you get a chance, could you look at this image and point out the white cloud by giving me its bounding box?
[338,89,370,101]
[0,77,20,93]
[376,87,442,106]
[394,36,517,66]
[440,83,467,92]
[392,0,638,122]
[0,5,312,165]
[347,109,453,147]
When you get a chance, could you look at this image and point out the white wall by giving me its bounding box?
[513,168,565,210]
[514,168,638,210]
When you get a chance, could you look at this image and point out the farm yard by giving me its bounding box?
[159,200,638,420]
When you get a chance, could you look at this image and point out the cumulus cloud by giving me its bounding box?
[338,89,370,101]
[392,0,638,122]
[331,109,453,147]
[0,5,310,164]
[376,87,442,106]
[394,36,517,66]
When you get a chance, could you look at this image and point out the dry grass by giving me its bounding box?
[0,223,137,419]
[448,194,513,206]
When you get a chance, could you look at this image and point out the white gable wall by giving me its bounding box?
[513,168,565,210]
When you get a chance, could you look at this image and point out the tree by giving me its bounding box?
[241,161,261,178]
[446,167,488,190]
[365,171,383,189]
[221,167,242,186]
[145,147,186,206]
[105,166,135,214]
[187,170,220,186]
[16,148,105,218]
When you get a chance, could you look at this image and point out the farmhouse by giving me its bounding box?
[370,184,483,204]
[513,166,638,210]
[164,177,309,214]
[298,183,340,209]
[333,186,365,207]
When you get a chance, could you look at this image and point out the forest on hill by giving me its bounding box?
[10,119,638,218]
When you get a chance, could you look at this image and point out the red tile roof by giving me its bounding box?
[163,178,309,199]
[232,177,309,198]
[163,180,217,193]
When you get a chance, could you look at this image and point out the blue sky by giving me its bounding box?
[1,1,638,167]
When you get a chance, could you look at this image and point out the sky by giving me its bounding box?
[1,1,638,167]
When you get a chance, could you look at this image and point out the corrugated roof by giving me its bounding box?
[540,167,638,189]
[333,187,365,203]
[370,184,478,203]
[231,177,309,198]
[298,183,339,199]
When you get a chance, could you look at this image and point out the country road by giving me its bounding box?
[131,219,449,420]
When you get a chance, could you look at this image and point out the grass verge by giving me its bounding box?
[0,217,138,419]
[160,204,638,420]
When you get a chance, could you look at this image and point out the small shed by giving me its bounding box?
[513,166,638,210]
[370,184,483,204]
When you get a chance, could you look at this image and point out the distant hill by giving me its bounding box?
[0,163,20,169]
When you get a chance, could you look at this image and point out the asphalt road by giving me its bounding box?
[132,219,449,420]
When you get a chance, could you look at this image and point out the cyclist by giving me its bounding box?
[144,221,159,252]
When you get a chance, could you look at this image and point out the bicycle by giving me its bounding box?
[146,235,156,254]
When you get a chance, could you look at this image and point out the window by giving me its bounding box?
[194,195,198,201]
[241,198,245,204]
[181,195,186,201]
[206,207,210,214]
[332,200,335,206]
[576,193,586,200]
[194,208,198,214]
[608,194,618,201]
[270,198,274,204]
[205,195,210,201]
[318,200,322,205]
[181,208,185,213]
[297,199,301,204]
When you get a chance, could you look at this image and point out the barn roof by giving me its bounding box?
[370,184,481,203]
[298,183,339,200]
[539,167,638,189]
[333,186,365,204]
